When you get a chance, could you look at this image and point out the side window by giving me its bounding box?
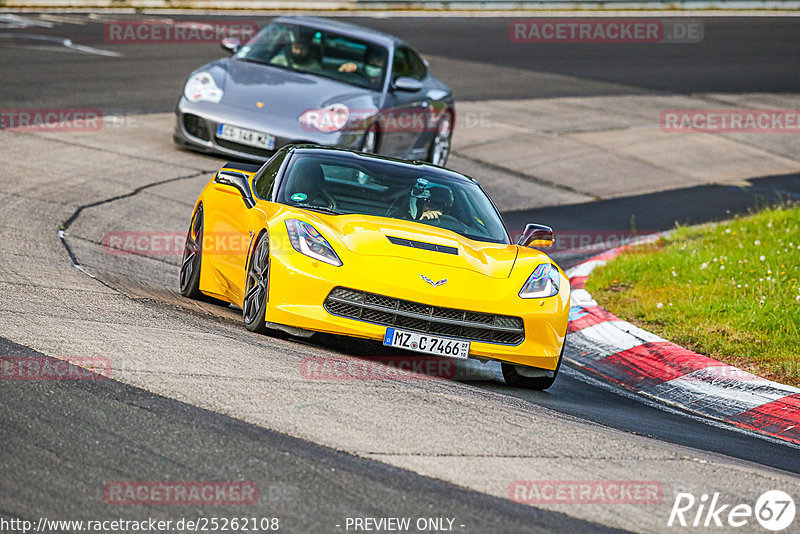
[405,48,427,81]
[393,47,426,81]
[253,150,287,200]
[391,47,411,81]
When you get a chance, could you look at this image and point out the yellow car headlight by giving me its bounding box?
[519,263,560,298]
[285,219,342,267]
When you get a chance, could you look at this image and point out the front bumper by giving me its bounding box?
[264,248,570,371]
[174,99,365,162]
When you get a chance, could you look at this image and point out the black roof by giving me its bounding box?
[288,144,477,185]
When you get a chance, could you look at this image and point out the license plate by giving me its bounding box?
[216,124,275,150]
[383,328,470,359]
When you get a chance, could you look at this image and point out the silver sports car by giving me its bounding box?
[174,16,455,166]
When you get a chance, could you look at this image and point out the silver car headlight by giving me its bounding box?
[184,72,223,103]
[285,219,342,266]
[519,263,560,299]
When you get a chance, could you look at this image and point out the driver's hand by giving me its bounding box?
[420,210,442,220]
[338,62,358,73]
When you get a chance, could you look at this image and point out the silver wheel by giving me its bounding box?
[361,125,378,153]
[429,112,453,166]
[243,233,270,331]
[179,205,203,298]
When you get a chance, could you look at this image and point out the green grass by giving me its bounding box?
[586,204,800,387]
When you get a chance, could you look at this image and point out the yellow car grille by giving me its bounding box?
[324,287,525,345]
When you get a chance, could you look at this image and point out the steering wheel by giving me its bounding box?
[309,190,338,210]
[431,213,468,232]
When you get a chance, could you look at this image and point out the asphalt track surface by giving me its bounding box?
[2,13,800,532]
[2,15,800,110]
[1,337,618,533]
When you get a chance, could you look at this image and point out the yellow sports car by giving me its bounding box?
[180,145,570,389]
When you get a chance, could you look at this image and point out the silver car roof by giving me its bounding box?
[271,15,404,49]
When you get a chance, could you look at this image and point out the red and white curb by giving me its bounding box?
[564,246,800,446]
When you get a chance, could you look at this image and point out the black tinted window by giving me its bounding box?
[277,153,509,244]
[254,150,287,199]
[393,47,426,81]
[236,23,388,90]
[405,49,427,80]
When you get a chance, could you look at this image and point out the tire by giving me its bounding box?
[243,232,270,333]
[179,204,205,300]
[427,110,453,166]
[361,123,379,154]
[501,341,564,390]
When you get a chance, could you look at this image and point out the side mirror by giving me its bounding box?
[393,76,424,92]
[518,224,554,248]
[221,38,241,54]
[214,171,255,208]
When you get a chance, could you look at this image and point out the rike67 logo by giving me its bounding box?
[668,490,795,531]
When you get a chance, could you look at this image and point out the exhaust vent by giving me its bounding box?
[386,236,458,255]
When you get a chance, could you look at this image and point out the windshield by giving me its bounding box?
[277,153,510,244]
[235,23,388,91]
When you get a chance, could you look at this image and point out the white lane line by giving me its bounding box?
[561,364,800,450]
[647,366,800,419]
[566,320,666,365]
[87,13,175,24]
[37,14,90,25]
[569,288,597,306]
[0,14,54,29]
[567,259,607,278]
[0,33,120,57]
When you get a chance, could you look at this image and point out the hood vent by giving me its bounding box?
[386,236,458,255]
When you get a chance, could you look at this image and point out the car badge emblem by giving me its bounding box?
[420,275,447,288]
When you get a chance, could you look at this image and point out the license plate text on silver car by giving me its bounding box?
[216,124,275,150]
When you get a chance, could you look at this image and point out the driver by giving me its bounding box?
[338,46,387,88]
[408,179,453,221]
[271,29,322,71]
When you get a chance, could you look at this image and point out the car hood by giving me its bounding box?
[309,214,534,279]
[214,58,379,118]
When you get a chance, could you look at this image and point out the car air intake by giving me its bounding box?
[183,113,211,141]
[324,287,524,345]
[386,236,458,255]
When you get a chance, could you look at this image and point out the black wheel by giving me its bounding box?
[179,204,205,299]
[243,232,270,333]
[361,123,379,153]
[501,341,564,390]
[428,110,453,166]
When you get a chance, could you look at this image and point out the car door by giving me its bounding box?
[202,174,260,305]
[379,46,431,159]
[202,152,286,305]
